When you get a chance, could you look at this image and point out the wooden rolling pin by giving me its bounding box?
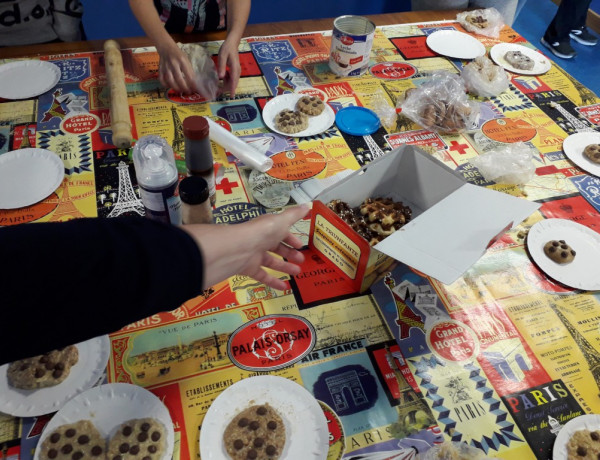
[103,39,132,149]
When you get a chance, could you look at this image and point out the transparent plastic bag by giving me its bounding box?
[457,8,504,38]
[461,56,509,98]
[399,72,480,133]
[419,441,498,460]
[370,90,397,131]
[178,43,219,101]
[470,142,537,185]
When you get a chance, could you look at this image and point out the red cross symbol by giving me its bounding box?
[449,140,469,155]
[216,177,239,194]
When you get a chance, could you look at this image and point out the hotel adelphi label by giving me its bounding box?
[227,314,316,371]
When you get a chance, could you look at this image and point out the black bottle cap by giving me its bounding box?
[179,176,209,204]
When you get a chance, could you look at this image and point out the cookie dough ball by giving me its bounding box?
[583,144,600,164]
[296,96,325,116]
[543,239,576,264]
[274,109,308,135]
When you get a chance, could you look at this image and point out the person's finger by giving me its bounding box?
[272,242,304,264]
[280,204,310,226]
[249,268,288,291]
[218,54,228,80]
[262,252,302,277]
[281,233,304,250]
[172,65,192,94]
[179,59,198,93]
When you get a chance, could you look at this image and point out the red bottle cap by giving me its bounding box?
[183,116,209,140]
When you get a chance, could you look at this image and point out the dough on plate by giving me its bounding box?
[583,144,600,164]
[543,240,576,264]
[567,429,600,459]
[39,420,106,460]
[223,404,286,460]
[296,96,325,116]
[504,50,534,70]
[7,345,79,389]
[107,418,167,460]
[274,109,308,134]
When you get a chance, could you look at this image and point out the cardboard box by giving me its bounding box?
[309,145,540,290]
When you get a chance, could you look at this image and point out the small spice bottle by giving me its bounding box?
[179,176,213,224]
[183,116,216,206]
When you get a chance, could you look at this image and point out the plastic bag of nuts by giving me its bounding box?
[399,72,480,134]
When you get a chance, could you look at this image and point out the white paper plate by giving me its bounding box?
[490,43,552,75]
[263,93,335,137]
[34,383,175,460]
[0,336,110,417]
[426,30,486,60]
[200,375,329,460]
[553,414,600,460]
[0,148,64,209]
[0,60,61,99]
[562,131,600,177]
[527,218,600,291]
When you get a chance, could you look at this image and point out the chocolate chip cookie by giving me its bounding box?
[39,420,106,460]
[107,418,167,460]
[543,239,576,264]
[583,144,600,164]
[567,429,600,459]
[7,345,79,390]
[296,96,325,116]
[223,404,286,460]
[274,109,308,135]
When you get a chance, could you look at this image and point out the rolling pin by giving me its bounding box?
[103,39,132,149]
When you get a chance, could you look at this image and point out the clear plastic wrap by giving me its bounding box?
[470,142,537,185]
[370,90,397,131]
[461,56,510,98]
[457,8,505,38]
[178,43,219,101]
[419,441,497,460]
[399,72,480,133]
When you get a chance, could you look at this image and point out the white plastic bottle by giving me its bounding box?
[132,135,182,225]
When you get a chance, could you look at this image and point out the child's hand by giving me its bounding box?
[157,42,198,94]
[218,37,241,97]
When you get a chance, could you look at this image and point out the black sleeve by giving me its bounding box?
[0,217,204,364]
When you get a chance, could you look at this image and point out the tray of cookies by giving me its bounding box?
[262,93,335,137]
[200,375,328,460]
[562,131,600,178]
[0,335,110,417]
[526,218,600,291]
[34,382,174,460]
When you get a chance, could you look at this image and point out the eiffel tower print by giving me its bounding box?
[19,124,31,149]
[549,302,600,390]
[385,345,436,434]
[318,141,347,177]
[384,273,425,340]
[554,66,597,106]
[107,161,144,217]
[171,106,185,154]
[49,179,85,222]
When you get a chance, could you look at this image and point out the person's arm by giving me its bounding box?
[217,0,251,97]
[0,205,308,364]
[128,0,198,93]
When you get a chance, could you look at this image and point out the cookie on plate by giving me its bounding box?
[39,420,106,460]
[567,429,600,459]
[107,418,167,460]
[274,109,308,135]
[543,240,576,264]
[223,404,286,460]
[504,50,534,70]
[7,345,79,390]
[296,96,325,116]
[583,144,600,164]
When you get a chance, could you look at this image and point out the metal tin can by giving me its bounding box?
[329,15,376,77]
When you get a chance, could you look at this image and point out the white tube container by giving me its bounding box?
[204,117,273,173]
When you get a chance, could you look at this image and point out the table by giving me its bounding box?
[1,10,600,460]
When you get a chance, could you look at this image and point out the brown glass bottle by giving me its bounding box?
[183,116,216,206]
